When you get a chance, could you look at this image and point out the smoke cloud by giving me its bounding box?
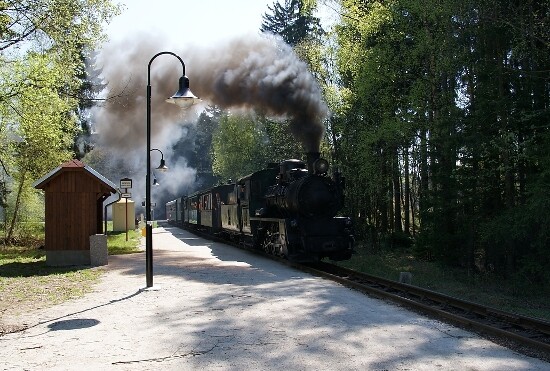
[95,32,327,153]
[92,33,327,208]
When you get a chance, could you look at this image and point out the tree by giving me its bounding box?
[73,49,107,159]
[211,112,303,181]
[172,105,223,190]
[1,0,120,53]
[0,0,120,243]
[261,0,324,46]
[2,52,77,241]
[211,113,267,181]
[334,0,550,284]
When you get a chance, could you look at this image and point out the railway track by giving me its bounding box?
[296,260,550,357]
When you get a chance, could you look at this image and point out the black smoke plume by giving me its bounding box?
[187,33,328,152]
[92,33,327,207]
[95,32,327,153]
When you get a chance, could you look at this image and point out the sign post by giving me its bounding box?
[120,178,132,241]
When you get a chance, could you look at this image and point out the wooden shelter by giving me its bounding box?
[33,160,117,266]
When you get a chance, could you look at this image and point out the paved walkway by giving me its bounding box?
[0,226,548,370]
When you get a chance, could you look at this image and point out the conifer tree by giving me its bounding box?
[261,0,324,46]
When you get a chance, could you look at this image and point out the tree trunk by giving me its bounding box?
[393,146,402,234]
[404,147,410,235]
[7,170,26,243]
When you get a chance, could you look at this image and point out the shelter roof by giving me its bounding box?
[32,159,117,194]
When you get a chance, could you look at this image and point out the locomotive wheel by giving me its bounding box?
[262,229,283,257]
[262,230,274,255]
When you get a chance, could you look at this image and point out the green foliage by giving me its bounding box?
[211,112,304,181]
[334,0,550,279]
[1,0,121,53]
[211,113,268,180]
[0,0,120,242]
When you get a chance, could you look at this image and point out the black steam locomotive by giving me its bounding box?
[166,152,354,262]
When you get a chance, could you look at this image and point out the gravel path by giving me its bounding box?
[0,226,548,370]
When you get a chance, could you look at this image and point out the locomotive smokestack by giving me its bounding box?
[306,152,320,174]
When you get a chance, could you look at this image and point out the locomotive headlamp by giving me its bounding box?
[314,158,329,175]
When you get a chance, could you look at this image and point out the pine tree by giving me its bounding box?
[74,49,107,159]
[261,0,324,46]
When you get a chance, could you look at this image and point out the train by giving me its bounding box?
[166,152,354,262]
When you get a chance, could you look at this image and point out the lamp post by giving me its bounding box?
[146,52,200,288]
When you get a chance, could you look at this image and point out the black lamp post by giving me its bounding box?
[146,52,200,288]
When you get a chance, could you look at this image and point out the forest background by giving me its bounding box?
[1,0,549,290]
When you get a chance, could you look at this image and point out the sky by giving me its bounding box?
[105,0,275,47]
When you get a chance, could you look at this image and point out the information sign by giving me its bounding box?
[120,178,132,189]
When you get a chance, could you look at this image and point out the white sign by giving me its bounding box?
[120,178,132,189]
[121,193,132,198]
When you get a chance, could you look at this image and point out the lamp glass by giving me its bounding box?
[165,96,201,108]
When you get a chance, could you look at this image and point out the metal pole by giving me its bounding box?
[146,79,152,287]
[146,52,186,288]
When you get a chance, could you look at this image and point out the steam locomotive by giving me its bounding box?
[166,152,354,262]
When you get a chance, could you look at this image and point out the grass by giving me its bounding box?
[106,227,143,255]
[0,246,103,319]
[337,245,550,321]
[0,222,142,328]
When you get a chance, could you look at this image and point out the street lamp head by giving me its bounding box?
[165,75,201,108]
[156,158,168,172]
[152,177,160,186]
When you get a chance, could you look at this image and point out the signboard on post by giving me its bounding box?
[120,178,132,189]
[119,178,133,242]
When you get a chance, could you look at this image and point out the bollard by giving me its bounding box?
[90,234,108,266]
[399,272,412,284]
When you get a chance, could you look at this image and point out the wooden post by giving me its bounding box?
[125,197,128,241]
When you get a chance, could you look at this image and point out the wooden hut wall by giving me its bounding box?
[43,170,107,251]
